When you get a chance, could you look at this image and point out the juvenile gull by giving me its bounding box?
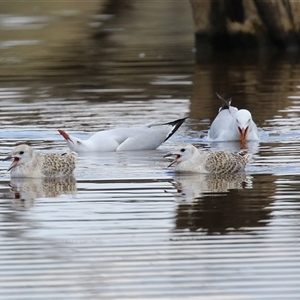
[207,93,259,147]
[58,117,187,153]
[4,144,77,178]
[164,144,252,174]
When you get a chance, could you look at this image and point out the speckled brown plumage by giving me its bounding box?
[4,144,77,178]
[164,144,252,174]
[203,151,251,174]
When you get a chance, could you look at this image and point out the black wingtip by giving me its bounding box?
[163,117,187,142]
[215,92,232,110]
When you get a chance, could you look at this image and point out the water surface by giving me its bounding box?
[1,1,300,299]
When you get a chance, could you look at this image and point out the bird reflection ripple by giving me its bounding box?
[8,176,77,210]
[169,173,252,203]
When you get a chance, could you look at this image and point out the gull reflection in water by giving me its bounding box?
[205,140,260,154]
[169,173,253,202]
[9,177,77,210]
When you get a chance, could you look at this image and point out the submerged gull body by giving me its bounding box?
[58,117,187,153]
[164,144,252,174]
[4,144,77,178]
[207,93,259,146]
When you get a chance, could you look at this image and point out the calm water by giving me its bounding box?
[1,1,300,299]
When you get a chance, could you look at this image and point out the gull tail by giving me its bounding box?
[215,92,232,111]
[163,117,187,142]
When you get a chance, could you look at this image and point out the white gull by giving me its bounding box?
[58,117,187,153]
[207,93,259,147]
[164,144,252,174]
[4,144,77,178]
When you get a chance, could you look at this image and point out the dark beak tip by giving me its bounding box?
[164,152,176,158]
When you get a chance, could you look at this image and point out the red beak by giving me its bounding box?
[7,157,20,171]
[238,126,249,149]
[164,153,181,167]
[58,130,74,144]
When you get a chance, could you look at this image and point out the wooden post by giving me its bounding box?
[189,0,300,51]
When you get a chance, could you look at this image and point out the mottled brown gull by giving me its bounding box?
[164,144,252,174]
[4,144,77,178]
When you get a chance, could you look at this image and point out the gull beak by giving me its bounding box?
[3,154,11,162]
[58,130,74,144]
[3,155,19,171]
[164,152,180,167]
[238,126,249,149]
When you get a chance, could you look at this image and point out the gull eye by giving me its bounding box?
[180,148,186,152]
[19,151,24,155]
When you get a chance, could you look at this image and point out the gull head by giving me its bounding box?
[4,144,34,171]
[164,144,198,167]
[235,109,252,146]
[58,130,86,152]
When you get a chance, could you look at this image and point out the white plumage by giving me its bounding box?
[164,144,252,174]
[4,144,77,178]
[58,117,186,153]
[207,93,259,146]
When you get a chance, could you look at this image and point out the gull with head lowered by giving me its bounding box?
[207,93,259,147]
[58,117,187,153]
